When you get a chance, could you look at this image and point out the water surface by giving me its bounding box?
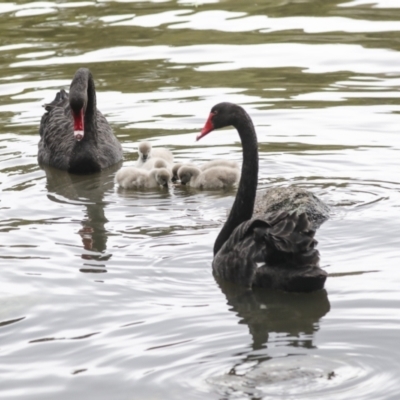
[0,0,400,399]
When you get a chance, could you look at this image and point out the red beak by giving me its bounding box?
[72,109,84,141]
[196,113,214,141]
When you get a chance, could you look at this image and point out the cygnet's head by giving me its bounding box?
[172,163,183,183]
[178,166,200,185]
[153,159,168,169]
[153,168,171,188]
[138,141,152,162]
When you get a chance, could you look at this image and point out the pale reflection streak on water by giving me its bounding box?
[10,44,400,74]
[0,0,400,399]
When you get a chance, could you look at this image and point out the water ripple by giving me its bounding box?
[0,0,400,399]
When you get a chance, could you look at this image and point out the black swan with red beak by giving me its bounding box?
[197,102,329,293]
[38,68,123,174]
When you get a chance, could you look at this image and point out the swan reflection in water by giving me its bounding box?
[42,163,122,273]
[211,279,330,394]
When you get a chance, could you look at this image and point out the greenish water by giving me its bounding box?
[0,1,399,399]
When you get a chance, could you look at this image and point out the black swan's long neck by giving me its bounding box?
[213,111,259,255]
[84,73,97,135]
[70,68,97,140]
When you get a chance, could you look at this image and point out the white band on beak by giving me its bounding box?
[74,130,84,141]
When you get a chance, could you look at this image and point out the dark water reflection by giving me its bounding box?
[207,283,331,398]
[218,281,330,351]
[43,163,122,270]
[0,0,400,399]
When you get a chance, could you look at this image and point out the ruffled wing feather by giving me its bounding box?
[212,211,326,292]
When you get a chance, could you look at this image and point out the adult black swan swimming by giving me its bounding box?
[38,68,123,174]
[197,102,328,292]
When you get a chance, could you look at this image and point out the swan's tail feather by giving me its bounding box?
[43,89,69,111]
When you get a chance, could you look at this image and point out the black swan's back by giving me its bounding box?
[38,68,122,174]
[254,186,330,230]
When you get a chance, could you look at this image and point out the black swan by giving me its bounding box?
[38,68,123,174]
[197,102,328,292]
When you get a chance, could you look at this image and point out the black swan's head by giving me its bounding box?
[197,102,243,141]
[69,68,91,142]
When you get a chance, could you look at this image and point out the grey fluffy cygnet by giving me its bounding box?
[136,141,174,167]
[200,159,239,171]
[115,167,171,189]
[141,157,170,171]
[178,165,239,189]
[172,160,239,183]
[171,162,196,182]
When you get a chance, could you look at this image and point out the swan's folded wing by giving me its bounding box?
[212,212,289,287]
[40,90,69,137]
[43,89,69,112]
[38,90,73,168]
[262,211,315,251]
[213,211,322,290]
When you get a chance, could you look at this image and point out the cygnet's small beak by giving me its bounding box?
[142,155,148,161]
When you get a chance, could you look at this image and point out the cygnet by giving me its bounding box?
[136,141,174,167]
[171,162,196,183]
[200,159,239,171]
[178,165,239,189]
[115,167,171,189]
[141,157,170,171]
